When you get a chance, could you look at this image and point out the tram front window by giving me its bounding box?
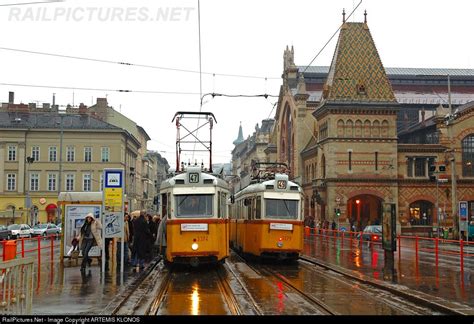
[176,194,213,218]
[265,199,298,219]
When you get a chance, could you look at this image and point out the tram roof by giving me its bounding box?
[160,167,229,190]
[235,176,302,197]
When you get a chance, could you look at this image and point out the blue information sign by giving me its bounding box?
[459,201,468,221]
[104,170,123,188]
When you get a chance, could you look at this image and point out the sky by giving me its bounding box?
[0,0,473,168]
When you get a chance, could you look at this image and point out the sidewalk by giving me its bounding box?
[303,235,474,313]
[31,259,150,315]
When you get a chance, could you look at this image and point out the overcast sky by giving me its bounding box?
[0,0,473,167]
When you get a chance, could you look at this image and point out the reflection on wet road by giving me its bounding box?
[155,265,232,315]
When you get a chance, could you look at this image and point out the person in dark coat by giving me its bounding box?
[131,210,151,269]
[145,214,156,261]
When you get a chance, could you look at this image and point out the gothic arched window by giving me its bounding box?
[462,134,474,177]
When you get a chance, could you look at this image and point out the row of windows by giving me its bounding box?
[6,145,110,162]
[5,173,104,192]
[305,134,474,179]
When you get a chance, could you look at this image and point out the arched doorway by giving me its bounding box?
[347,195,382,231]
[408,200,433,226]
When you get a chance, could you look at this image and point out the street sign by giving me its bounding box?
[459,201,468,232]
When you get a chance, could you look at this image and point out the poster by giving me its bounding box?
[104,212,123,237]
[64,205,102,257]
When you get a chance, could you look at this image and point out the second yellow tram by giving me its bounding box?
[229,170,304,261]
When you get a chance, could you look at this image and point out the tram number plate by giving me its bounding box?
[181,223,208,231]
[269,223,293,231]
[189,173,200,183]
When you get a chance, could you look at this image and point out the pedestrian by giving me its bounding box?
[129,210,139,265]
[331,220,336,231]
[76,213,103,272]
[117,213,131,267]
[131,210,151,270]
[156,214,167,260]
[145,214,157,260]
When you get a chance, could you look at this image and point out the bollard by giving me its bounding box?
[4,240,17,261]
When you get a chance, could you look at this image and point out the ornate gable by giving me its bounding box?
[323,23,396,103]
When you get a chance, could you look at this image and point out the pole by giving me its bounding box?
[436,175,439,237]
[446,75,458,239]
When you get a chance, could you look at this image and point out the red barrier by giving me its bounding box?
[460,240,464,273]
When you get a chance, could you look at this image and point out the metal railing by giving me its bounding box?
[0,257,34,315]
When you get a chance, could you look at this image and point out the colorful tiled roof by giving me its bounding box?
[324,22,396,103]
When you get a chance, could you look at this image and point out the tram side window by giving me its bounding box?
[218,192,227,218]
[161,193,168,218]
[256,196,261,219]
[247,198,252,220]
[265,199,298,219]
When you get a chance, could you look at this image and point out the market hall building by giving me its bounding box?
[233,14,474,238]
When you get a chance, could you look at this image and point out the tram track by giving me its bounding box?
[147,260,260,315]
[299,255,467,315]
[231,252,335,315]
[102,257,164,316]
[258,265,337,315]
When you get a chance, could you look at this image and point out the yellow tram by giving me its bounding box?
[157,111,230,266]
[229,163,304,261]
[159,166,230,266]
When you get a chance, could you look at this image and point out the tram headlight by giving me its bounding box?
[277,237,283,248]
[191,243,199,251]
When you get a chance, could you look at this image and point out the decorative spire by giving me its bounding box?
[342,8,346,23]
[233,122,244,145]
[296,73,306,95]
[364,10,367,24]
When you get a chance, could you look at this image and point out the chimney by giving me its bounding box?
[8,91,14,104]
[79,103,87,114]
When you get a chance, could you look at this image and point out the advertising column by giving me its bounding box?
[103,169,124,273]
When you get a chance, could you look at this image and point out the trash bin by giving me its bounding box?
[4,240,17,261]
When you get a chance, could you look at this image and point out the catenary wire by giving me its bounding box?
[302,0,362,73]
[0,46,280,80]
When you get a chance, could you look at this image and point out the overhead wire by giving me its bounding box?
[0,46,280,81]
[301,0,362,74]
[0,0,63,7]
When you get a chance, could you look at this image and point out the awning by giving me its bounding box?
[45,203,57,211]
